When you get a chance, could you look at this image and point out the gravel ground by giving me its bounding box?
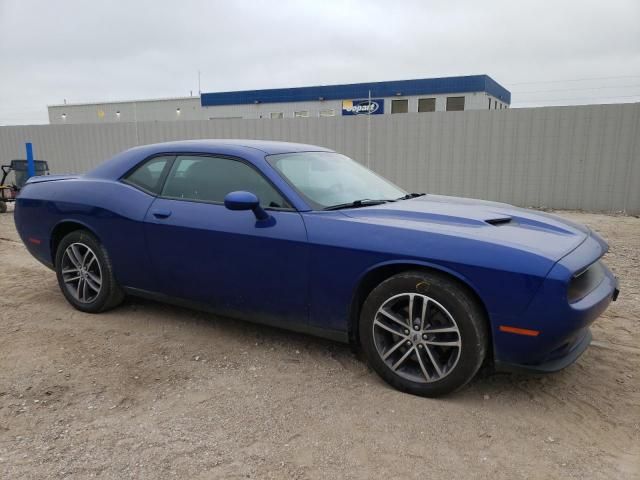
[0,207,638,479]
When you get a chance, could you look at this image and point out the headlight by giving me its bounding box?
[567,260,606,303]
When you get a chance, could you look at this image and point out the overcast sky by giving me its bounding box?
[1,0,639,125]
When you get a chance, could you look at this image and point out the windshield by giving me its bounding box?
[267,152,406,209]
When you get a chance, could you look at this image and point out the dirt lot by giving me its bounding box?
[0,207,638,479]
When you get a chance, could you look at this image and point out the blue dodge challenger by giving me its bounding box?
[14,140,619,396]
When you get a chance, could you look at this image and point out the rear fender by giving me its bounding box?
[50,219,102,266]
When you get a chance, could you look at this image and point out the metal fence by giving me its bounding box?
[1,103,638,213]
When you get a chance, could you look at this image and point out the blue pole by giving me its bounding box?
[26,142,35,179]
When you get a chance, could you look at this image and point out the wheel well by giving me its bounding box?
[348,264,492,356]
[50,222,89,266]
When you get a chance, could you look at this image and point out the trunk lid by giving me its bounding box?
[25,174,78,184]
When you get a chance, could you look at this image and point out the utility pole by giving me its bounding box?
[367,89,372,168]
[133,102,139,145]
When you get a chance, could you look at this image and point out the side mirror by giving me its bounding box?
[224,191,269,220]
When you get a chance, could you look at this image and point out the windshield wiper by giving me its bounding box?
[397,192,426,200]
[323,199,395,211]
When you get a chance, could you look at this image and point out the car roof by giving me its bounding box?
[84,139,334,181]
[132,139,333,155]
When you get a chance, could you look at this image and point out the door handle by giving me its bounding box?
[151,209,172,219]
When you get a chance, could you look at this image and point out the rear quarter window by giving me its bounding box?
[123,156,173,194]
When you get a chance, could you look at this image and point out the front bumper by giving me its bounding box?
[495,328,593,374]
[492,232,619,372]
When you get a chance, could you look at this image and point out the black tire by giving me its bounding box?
[55,230,124,313]
[0,201,6,214]
[359,270,488,397]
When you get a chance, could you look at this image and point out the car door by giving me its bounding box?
[143,154,309,327]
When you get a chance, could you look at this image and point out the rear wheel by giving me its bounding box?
[0,201,6,213]
[359,271,488,397]
[55,230,124,313]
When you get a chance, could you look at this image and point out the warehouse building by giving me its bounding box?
[48,74,511,124]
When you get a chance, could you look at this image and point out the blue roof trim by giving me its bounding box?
[201,75,511,107]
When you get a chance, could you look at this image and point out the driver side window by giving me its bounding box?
[161,155,289,209]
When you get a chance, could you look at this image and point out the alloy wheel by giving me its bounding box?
[61,242,102,303]
[372,293,462,383]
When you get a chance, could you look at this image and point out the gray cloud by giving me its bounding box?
[1,0,639,124]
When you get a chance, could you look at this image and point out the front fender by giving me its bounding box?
[303,211,552,334]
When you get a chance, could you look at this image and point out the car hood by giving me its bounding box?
[339,194,591,261]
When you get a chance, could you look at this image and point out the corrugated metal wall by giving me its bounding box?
[1,103,638,213]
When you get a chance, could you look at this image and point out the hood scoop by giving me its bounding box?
[485,216,513,226]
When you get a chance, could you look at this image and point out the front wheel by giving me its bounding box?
[55,230,124,313]
[359,271,488,397]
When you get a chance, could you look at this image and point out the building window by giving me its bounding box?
[494,100,498,110]
[446,96,465,111]
[294,111,309,118]
[488,98,491,110]
[418,98,436,112]
[270,112,284,119]
[319,109,335,117]
[391,99,408,114]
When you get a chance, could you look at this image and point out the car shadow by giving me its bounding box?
[118,295,565,402]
